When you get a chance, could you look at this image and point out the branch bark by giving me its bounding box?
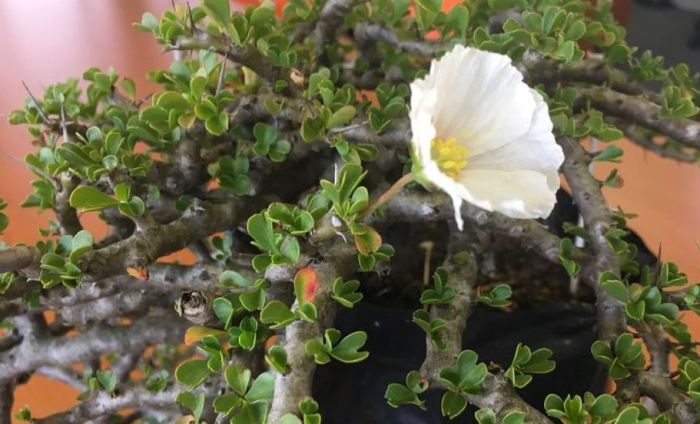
[267,243,356,422]
[418,231,551,423]
[34,388,180,424]
[558,137,626,342]
[0,314,185,381]
[580,87,700,150]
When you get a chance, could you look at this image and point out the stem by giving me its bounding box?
[360,173,414,219]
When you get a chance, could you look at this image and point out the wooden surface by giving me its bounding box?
[0,0,697,420]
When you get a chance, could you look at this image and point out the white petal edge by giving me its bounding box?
[467,90,564,192]
[456,169,558,219]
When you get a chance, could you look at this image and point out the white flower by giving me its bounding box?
[409,45,564,230]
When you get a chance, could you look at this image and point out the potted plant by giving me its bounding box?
[1,1,699,423]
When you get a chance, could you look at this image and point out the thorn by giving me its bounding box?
[419,240,434,288]
[60,101,69,143]
[21,81,49,124]
[187,1,196,35]
[216,51,228,95]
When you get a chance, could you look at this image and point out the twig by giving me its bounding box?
[0,314,185,381]
[579,87,700,150]
[622,123,698,163]
[33,388,180,424]
[170,33,298,95]
[354,23,438,56]
[21,81,49,124]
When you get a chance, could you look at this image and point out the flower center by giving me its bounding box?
[431,137,468,178]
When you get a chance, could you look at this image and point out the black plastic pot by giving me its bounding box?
[311,190,658,423]
[314,300,605,423]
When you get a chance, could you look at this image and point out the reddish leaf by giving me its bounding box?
[294,267,319,304]
[127,265,149,281]
[354,225,382,256]
[184,326,227,346]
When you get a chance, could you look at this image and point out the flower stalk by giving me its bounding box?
[360,172,414,219]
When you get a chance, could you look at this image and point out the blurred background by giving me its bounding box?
[0,0,698,420]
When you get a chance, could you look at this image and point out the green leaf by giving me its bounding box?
[96,370,117,393]
[139,12,159,31]
[326,105,356,129]
[219,270,253,288]
[157,91,190,110]
[247,213,277,253]
[279,235,300,263]
[225,365,251,396]
[69,230,93,263]
[441,391,468,419]
[601,280,628,302]
[114,183,131,202]
[265,345,288,373]
[231,401,268,424]
[246,372,274,402]
[175,359,211,388]
[176,392,206,424]
[69,186,119,211]
[145,370,169,392]
[554,40,576,62]
[385,383,425,409]
[213,297,234,327]
[594,145,624,163]
[202,0,232,34]
[331,331,369,363]
[260,300,296,328]
[205,111,229,135]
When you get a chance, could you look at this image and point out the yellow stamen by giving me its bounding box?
[431,137,468,178]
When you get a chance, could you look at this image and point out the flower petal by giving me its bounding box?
[467,90,564,191]
[418,45,537,156]
[456,169,557,219]
[409,81,437,168]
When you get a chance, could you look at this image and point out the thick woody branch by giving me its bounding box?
[558,137,625,342]
[53,173,83,236]
[34,388,180,424]
[35,366,85,390]
[0,381,12,424]
[79,197,263,280]
[0,314,185,381]
[419,232,478,381]
[638,371,698,423]
[579,87,700,150]
[0,245,41,273]
[267,243,356,421]
[267,262,338,421]
[147,262,256,291]
[58,291,170,327]
[638,323,670,375]
[354,23,437,56]
[419,232,551,423]
[314,0,362,53]
[622,123,698,163]
[377,189,587,266]
[526,57,647,97]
